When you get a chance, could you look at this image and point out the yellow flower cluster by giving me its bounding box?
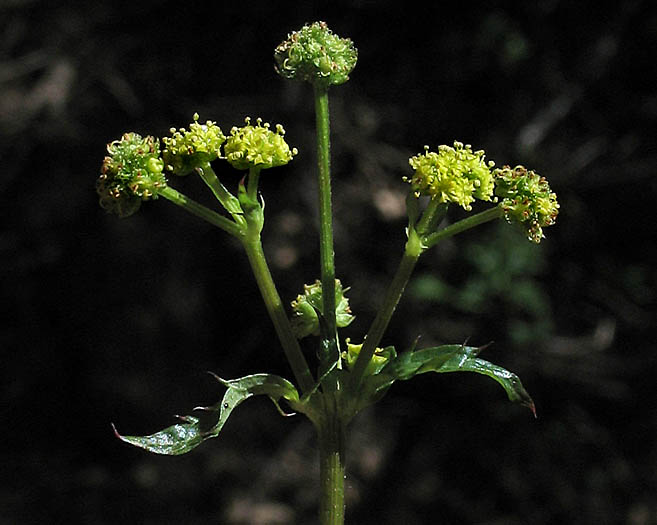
[224,118,297,171]
[162,114,226,176]
[406,142,495,210]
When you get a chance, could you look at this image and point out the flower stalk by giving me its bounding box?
[158,186,244,238]
[241,230,316,394]
[314,85,338,351]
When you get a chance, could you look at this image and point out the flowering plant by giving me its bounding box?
[99,21,558,524]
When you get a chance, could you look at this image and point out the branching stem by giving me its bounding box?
[158,186,244,238]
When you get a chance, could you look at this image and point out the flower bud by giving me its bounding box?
[290,279,354,339]
[97,133,166,218]
[406,142,495,211]
[224,117,297,171]
[343,339,394,376]
[274,21,358,88]
[494,165,559,243]
[162,113,226,176]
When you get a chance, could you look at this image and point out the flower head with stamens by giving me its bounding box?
[406,142,495,211]
[274,21,358,88]
[97,133,166,218]
[494,165,559,243]
[162,113,226,176]
[224,117,298,171]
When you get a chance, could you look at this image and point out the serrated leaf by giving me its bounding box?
[113,373,301,455]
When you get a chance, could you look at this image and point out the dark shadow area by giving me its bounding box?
[2,1,656,523]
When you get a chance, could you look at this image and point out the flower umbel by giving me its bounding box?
[274,21,358,88]
[162,113,226,176]
[494,165,559,243]
[290,279,354,339]
[406,142,495,210]
[224,117,297,171]
[97,133,166,218]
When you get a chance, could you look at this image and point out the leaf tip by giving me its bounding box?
[206,370,229,385]
[523,400,537,418]
[111,422,125,441]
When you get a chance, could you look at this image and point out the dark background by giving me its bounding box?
[2,1,656,523]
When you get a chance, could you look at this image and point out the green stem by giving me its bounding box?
[415,198,448,238]
[424,205,503,248]
[350,205,503,389]
[317,406,346,525]
[247,167,261,202]
[349,228,422,389]
[242,234,315,394]
[314,85,337,342]
[158,186,244,238]
[195,163,245,222]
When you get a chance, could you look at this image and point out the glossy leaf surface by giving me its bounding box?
[114,373,300,455]
[351,344,535,418]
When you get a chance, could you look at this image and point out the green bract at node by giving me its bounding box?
[274,21,358,88]
[406,142,495,211]
[494,165,559,243]
[224,118,298,171]
[97,133,166,218]
[290,279,354,339]
[162,114,226,176]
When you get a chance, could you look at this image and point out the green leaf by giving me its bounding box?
[384,344,535,415]
[113,373,301,455]
[433,356,536,415]
[383,344,481,380]
[112,417,204,456]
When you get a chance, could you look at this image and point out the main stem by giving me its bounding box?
[314,86,337,342]
[318,403,346,525]
[314,85,345,524]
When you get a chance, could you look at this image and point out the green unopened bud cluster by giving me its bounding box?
[225,118,297,171]
[343,339,394,376]
[290,279,354,339]
[406,142,495,211]
[97,133,166,218]
[162,113,226,176]
[494,165,559,243]
[274,21,358,88]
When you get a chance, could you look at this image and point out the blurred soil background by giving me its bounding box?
[2,1,656,523]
